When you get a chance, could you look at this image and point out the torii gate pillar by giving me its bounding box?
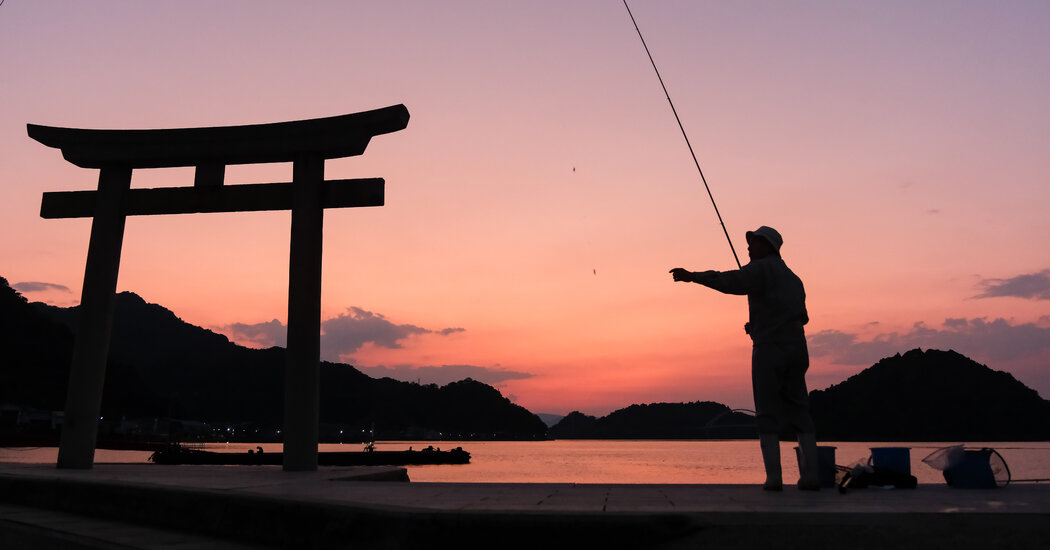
[28,105,409,470]
[284,155,324,471]
[58,167,132,469]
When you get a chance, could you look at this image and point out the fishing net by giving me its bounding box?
[921,444,964,471]
[922,445,1011,488]
[987,449,1011,487]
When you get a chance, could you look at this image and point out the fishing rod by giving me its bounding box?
[622,0,741,269]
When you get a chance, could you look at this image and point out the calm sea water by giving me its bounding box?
[3,440,1048,485]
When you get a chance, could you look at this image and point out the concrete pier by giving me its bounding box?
[1,463,1047,549]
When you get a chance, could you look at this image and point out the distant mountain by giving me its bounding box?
[548,411,598,438]
[0,276,74,413]
[550,348,1050,441]
[810,348,1050,441]
[549,402,756,439]
[8,274,1048,443]
[535,413,565,427]
[0,276,547,441]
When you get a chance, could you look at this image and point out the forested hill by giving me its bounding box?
[809,348,1050,441]
[552,349,1050,441]
[7,275,1048,442]
[0,276,547,440]
[549,402,756,439]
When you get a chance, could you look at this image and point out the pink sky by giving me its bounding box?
[3,1,1049,416]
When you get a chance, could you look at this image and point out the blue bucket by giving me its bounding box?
[944,449,996,489]
[795,445,837,488]
[869,447,911,475]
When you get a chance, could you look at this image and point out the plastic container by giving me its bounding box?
[868,447,911,475]
[795,445,837,488]
[944,449,996,488]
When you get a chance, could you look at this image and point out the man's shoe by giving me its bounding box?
[797,480,821,491]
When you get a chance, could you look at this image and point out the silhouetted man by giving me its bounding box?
[670,226,820,491]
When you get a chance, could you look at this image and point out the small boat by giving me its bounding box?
[148,444,470,466]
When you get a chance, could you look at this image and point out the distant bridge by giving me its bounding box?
[703,408,757,437]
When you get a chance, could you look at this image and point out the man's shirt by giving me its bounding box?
[691,255,808,345]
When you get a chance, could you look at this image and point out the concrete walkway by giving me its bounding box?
[1,463,1048,549]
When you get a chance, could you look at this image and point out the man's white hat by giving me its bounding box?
[745,226,783,252]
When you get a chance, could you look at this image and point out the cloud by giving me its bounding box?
[320,307,427,355]
[975,269,1050,300]
[227,319,286,348]
[221,307,466,361]
[13,281,71,294]
[809,317,1050,366]
[355,364,533,386]
[319,307,464,361]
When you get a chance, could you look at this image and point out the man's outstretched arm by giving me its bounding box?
[669,266,757,296]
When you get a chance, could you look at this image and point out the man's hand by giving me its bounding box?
[669,268,693,282]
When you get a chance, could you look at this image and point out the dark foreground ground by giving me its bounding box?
[1,463,1047,549]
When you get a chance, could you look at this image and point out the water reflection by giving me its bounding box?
[3,440,1048,485]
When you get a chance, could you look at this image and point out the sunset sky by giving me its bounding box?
[3,1,1048,417]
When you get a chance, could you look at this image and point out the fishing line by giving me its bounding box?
[622,0,741,269]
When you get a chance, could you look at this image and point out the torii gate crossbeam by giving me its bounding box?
[28,104,409,471]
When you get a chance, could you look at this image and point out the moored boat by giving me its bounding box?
[148,444,470,466]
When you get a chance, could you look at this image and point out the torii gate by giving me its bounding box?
[28,104,410,470]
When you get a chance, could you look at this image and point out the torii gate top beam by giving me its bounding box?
[27,104,409,169]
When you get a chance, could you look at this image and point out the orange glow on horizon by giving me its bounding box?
[3,2,1049,416]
